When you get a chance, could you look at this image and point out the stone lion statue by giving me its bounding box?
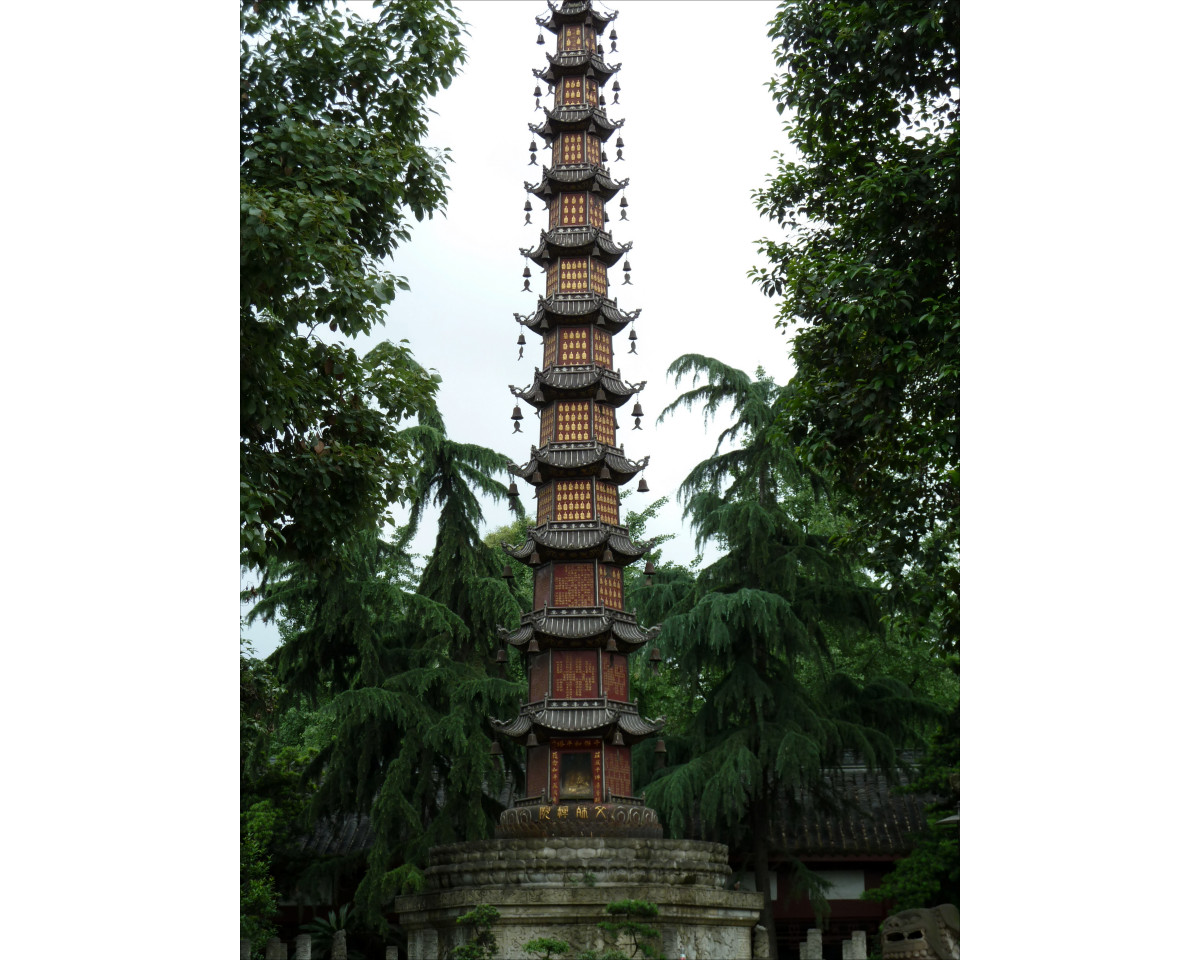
[880,904,959,959]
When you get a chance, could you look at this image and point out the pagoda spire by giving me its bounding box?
[491,0,664,840]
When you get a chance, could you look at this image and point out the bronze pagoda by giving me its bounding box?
[492,0,664,840]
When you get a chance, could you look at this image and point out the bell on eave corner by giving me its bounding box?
[495,646,509,665]
[654,737,667,769]
[611,728,624,747]
[601,546,615,563]
[526,731,539,747]
[609,32,618,54]
[533,85,542,108]
[528,637,541,654]
[501,563,514,579]
[537,31,545,45]
[511,405,524,433]
[637,477,649,493]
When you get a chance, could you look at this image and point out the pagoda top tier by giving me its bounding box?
[536,1,617,33]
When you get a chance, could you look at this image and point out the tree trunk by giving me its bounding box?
[751,791,778,960]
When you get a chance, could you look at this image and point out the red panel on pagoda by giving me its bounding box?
[530,652,551,700]
[552,649,599,698]
[596,482,620,525]
[533,565,553,609]
[597,564,623,608]
[527,745,549,799]
[555,478,594,521]
[602,653,628,700]
[552,562,595,606]
[555,400,592,442]
[603,744,632,798]
[558,23,596,53]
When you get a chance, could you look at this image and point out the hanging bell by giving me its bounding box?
[517,334,527,348]
[512,405,524,421]
[522,266,532,278]
[599,465,612,480]
[601,151,608,162]
[531,469,543,484]
[637,477,649,493]
[527,637,540,654]
[523,199,533,225]
[611,728,624,747]
[644,559,656,576]
[501,563,514,579]
[490,739,503,756]
[649,647,663,676]
[526,731,539,747]
[495,646,509,665]
[605,636,618,653]
[601,546,615,563]
[522,264,532,292]
[615,136,625,150]
[537,32,545,45]
[508,481,519,497]
[628,328,637,343]
[631,402,644,418]
[654,737,667,769]
[620,196,628,209]
[528,141,538,153]
[622,259,631,273]
[533,85,542,107]
[529,548,541,565]
[609,31,618,53]
[599,94,606,106]
[511,405,524,433]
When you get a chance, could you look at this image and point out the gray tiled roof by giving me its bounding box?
[517,295,640,333]
[510,442,648,482]
[511,366,645,406]
[536,52,620,84]
[521,227,630,267]
[491,696,663,743]
[526,165,628,201]
[498,607,660,649]
[502,521,649,565]
[536,1,617,32]
[531,107,623,139]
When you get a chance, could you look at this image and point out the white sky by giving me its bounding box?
[243,0,797,654]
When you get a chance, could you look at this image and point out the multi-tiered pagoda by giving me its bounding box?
[492,0,664,840]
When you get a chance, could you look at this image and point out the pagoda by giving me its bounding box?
[491,0,665,840]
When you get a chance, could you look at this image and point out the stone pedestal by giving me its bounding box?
[396,837,764,960]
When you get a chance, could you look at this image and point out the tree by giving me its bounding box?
[641,356,941,959]
[246,408,524,936]
[751,0,959,652]
[241,0,465,571]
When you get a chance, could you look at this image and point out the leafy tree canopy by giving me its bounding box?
[751,0,959,651]
[241,0,465,571]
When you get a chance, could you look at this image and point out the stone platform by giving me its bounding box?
[395,837,765,959]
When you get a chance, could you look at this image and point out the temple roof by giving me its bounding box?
[498,607,660,650]
[502,521,649,566]
[510,366,644,407]
[511,442,648,483]
[491,697,663,744]
[536,1,617,33]
[531,107,623,140]
[536,52,620,85]
[521,226,630,267]
[526,164,628,201]
[517,296,640,333]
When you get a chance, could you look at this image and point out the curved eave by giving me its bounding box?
[501,523,650,566]
[536,54,620,85]
[494,703,662,745]
[526,166,628,201]
[510,444,649,483]
[536,3,617,32]
[511,367,645,407]
[497,610,660,650]
[530,109,623,141]
[517,296,640,333]
[521,228,630,267]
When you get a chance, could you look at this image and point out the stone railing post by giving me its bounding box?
[842,929,867,959]
[385,947,399,960]
[752,923,769,959]
[240,939,251,960]
[294,933,312,959]
[799,928,823,959]
[265,937,287,960]
[331,928,348,959]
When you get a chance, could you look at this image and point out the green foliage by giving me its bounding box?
[523,937,572,960]
[240,0,466,570]
[644,356,942,958]
[452,904,501,960]
[581,900,665,960]
[751,0,959,652]
[300,904,366,960]
[244,413,524,935]
[240,801,281,955]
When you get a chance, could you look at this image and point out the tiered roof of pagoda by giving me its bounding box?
[492,0,664,838]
